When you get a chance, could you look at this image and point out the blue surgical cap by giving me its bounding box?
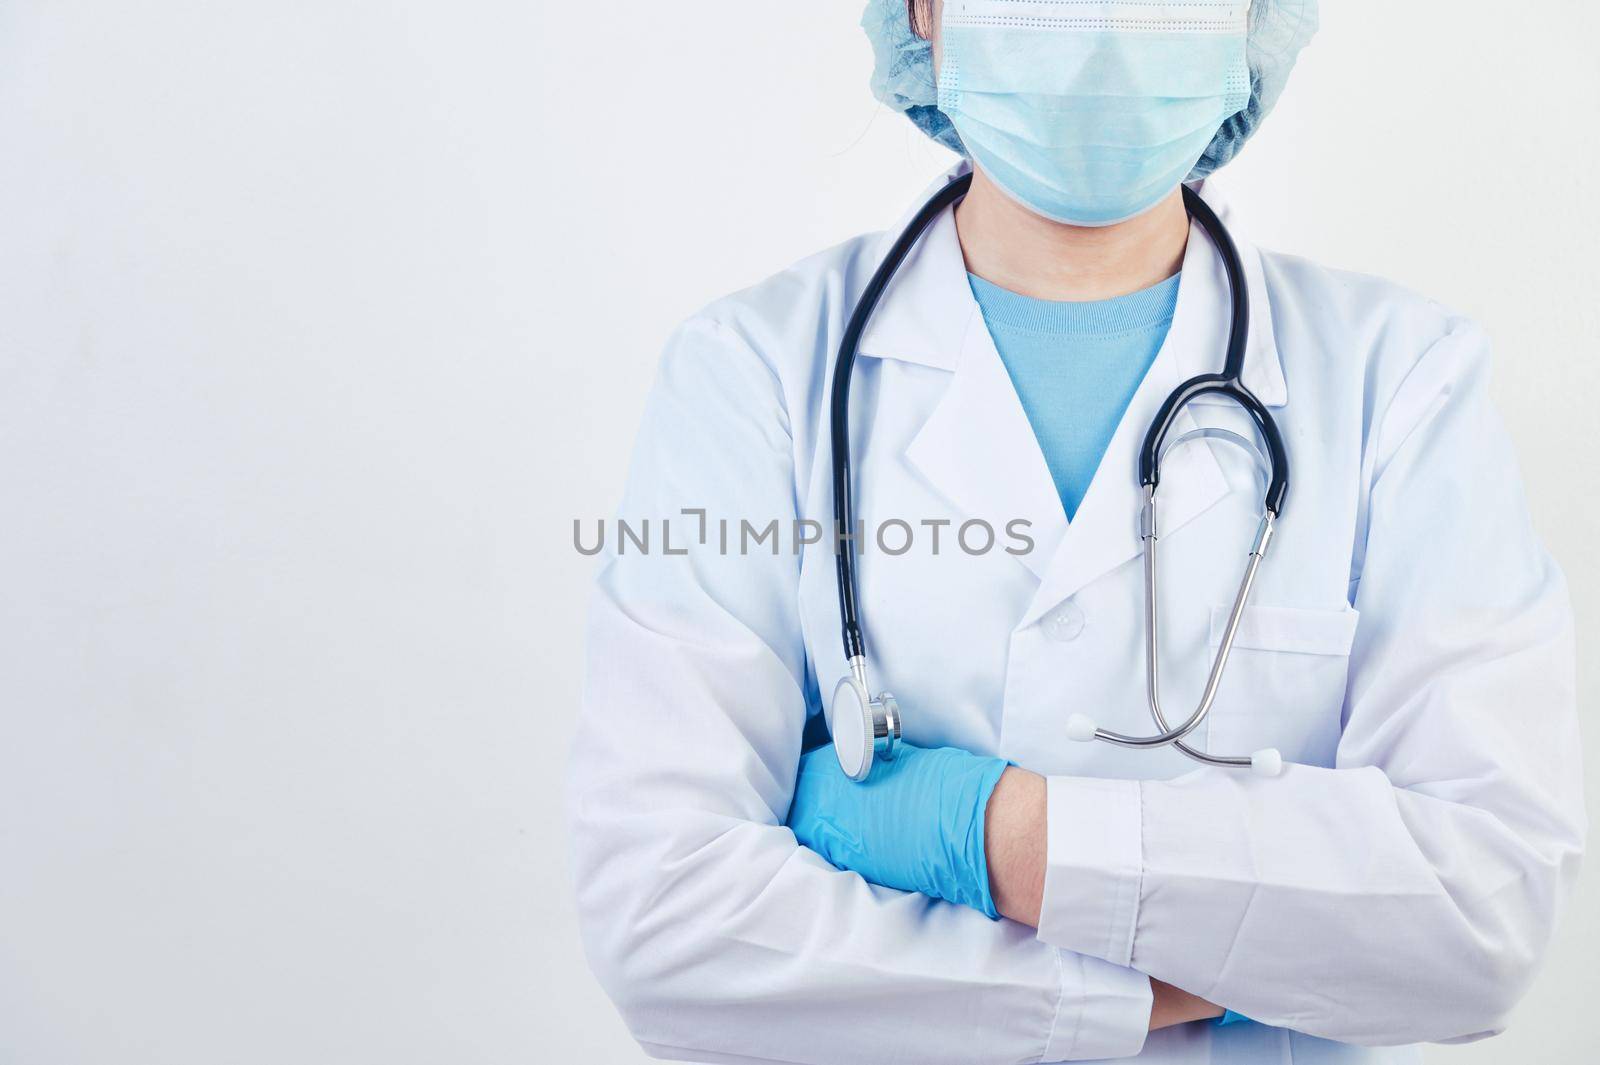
[862,0,1319,177]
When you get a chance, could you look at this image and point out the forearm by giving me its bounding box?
[1030,764,1580,1044]
[984,767,1221,1033]
[984,765,1047,926]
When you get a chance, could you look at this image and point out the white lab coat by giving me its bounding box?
[565,168,1584,1064]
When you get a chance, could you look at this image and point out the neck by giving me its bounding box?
[954,167,1189,302]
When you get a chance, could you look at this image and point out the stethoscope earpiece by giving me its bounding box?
[1065,714,1099,744]
[1251,748,1284,778]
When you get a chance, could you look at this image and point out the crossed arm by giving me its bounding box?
[570,316,1583,1063]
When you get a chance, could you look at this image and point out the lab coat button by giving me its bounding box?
[1044,603,1085,642]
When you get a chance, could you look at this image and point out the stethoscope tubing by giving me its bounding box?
[1138,187,1288,518]
[830,173,974,663]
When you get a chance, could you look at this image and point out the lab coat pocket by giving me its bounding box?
[1205,605,1360,768]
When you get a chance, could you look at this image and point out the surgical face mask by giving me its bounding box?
[937,0,1252,227]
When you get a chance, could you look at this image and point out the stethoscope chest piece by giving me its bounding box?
[831,670,901,782]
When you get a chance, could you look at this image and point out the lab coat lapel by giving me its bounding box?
[903,309,1069,580]
[856,169,1069,580]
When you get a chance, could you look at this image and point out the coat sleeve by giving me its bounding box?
[567,317,1154,1065]
[1035,317,1585,1046]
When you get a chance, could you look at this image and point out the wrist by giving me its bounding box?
[1149,979,1224,1031]
[983,766,1047,925]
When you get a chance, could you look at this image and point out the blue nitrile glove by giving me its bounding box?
[786,742,1010,917]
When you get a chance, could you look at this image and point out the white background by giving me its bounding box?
[1,1,1596,1062]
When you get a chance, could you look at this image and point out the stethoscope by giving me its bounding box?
[828,172,1290,783]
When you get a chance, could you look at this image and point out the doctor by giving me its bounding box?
[567,1,1584,1062]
